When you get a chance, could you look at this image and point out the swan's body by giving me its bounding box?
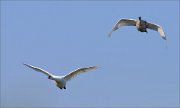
[23,63,97,89]
[109,17,166,40]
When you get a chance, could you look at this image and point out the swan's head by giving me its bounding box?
[48,76,53,80]
[138,16,141,20]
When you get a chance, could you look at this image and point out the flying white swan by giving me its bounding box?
[109,17,166,40]
[23,63,97,89]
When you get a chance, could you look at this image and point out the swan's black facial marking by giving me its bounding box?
[48,76,51,79]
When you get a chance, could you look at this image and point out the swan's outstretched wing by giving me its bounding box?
[64,66,97,81]
[147,22,166,40]
[109,19,137,37]
[23,63,53,77]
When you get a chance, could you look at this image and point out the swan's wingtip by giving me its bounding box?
[89,66,98,69]
[23,63,30,67]
[94,66,98,69]
[92,66,98,69]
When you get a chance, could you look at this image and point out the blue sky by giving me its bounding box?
[1,1,179,107]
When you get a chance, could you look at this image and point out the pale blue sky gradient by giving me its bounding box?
[1,1,179,107]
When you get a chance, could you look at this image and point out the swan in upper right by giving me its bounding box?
[23,63,97,90]
[109,17,166,40]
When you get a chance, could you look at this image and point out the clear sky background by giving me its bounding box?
[1,1,179,107]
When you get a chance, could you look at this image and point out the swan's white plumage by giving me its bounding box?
[109,19,137,37]
[23,63,97,89]
[23,63,53,77]
[147,22,166,40]
[64,66,97,81]
[109,17,166,40]
[116,19,137,28]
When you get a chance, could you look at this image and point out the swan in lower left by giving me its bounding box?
[23,63,97,90]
